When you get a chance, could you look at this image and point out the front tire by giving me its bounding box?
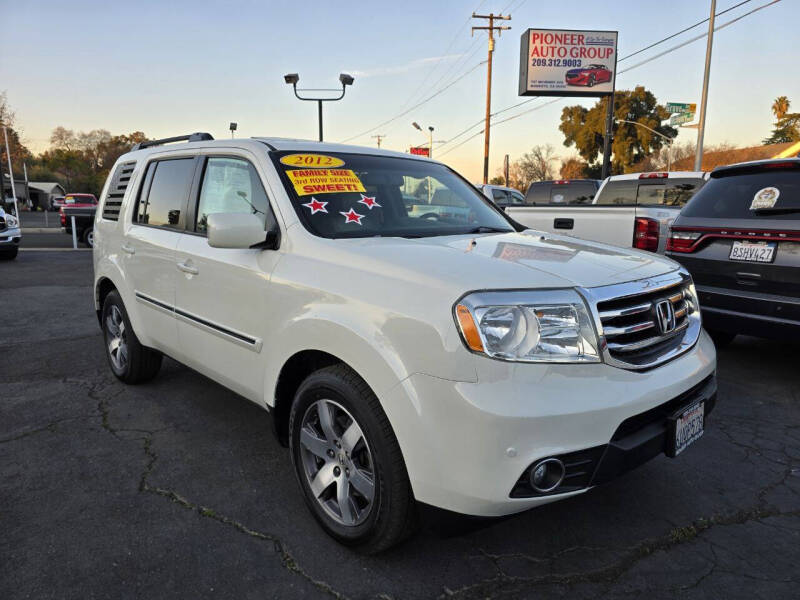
[289,364,417,553]
[0,247,18,260]
[102,290,162,384]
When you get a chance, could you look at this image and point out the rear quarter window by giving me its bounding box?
[636,178,706,207]
[595,181,637,205]
[681,169,800,220]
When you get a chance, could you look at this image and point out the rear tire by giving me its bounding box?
[102,290,162,384]
[289,364,417,554]
[707,329,736,348]
[83,226,94,248]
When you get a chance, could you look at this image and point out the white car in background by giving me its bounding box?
[93,134,716,552]
[507,171,709,253]
[476,183,525,209]
[0,206,21,260]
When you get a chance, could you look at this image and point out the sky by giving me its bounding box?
[1,0,798,182]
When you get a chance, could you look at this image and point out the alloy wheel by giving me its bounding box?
[299,399,376,526]
[106,305,128,371]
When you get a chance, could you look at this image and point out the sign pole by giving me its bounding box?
[601,92,615,179]
[694,0,716,171]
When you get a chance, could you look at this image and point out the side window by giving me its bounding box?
[510,191,525,205]
[136,158,196,228]
[596,181,637,205]
[492,189,509,204]
[195,158,270,234]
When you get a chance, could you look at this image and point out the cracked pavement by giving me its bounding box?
[2,252,799,599]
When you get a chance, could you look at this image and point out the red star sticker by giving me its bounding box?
[358,194,381,210]
[340,208,365,225]
[302,197,328,214]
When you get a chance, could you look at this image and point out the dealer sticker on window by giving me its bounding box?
[280,153,345,169]
[286,169,366,196]
[750,186,780,210]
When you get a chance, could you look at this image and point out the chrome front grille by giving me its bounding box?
[582,272,702,370]
[0,215,6,232]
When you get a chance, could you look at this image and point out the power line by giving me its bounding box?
[396,1,488,113]
[436,0,778,157]
[339,60,486,143]
[618,0,753,61]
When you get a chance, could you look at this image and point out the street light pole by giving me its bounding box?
[284,73,355,142]
[694,0,716,171]
[618,119,675,171]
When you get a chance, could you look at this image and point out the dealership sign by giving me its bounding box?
[519,28,618,97]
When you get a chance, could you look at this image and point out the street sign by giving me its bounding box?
[670,112,694,126]
[518,29,619,97]
[666,102,697,114]
[409,146,429,157]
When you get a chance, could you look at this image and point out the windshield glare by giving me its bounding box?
[273,152,514,238]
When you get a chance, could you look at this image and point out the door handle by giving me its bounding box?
[121,244,135,255]
[553,218,574,230]
[177,261,199,275]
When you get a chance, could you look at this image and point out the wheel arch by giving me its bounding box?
[95,276,118,326]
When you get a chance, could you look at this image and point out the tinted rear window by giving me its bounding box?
[681,170,800,220]
[549,182,597,205]
[136,158,195,228]
[525,182,597,205]
[636,178,706,207]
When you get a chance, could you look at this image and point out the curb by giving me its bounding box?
[20,248,92,252]
[21,228,63,234]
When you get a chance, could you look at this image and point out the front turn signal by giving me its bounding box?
[455,304,484,352]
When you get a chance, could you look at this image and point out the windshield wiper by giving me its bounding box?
[464,226,513,234]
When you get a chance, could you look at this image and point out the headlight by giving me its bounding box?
[5,215,18,228]
[454,289,600,363]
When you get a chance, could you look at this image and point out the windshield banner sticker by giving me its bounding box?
[751,187,780,210]
[340,208,365,225]
[358,194,381,210]
[302,197,328,214]
[280,154,346,169]
[287,169,367,196]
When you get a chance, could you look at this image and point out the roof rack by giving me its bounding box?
[131,132,214,151]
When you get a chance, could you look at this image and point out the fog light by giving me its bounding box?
[529,458,565,492]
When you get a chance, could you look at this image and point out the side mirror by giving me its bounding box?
[207,213,278,249]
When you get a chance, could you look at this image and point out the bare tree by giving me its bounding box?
[517,145,556,188]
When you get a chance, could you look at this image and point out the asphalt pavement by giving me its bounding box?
[1,252,798,599]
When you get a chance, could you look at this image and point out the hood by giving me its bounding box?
[313,230,679,292]
[566,69,586,76]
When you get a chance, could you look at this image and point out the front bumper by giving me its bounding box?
[383,329,717,516]
[0,228,21,246]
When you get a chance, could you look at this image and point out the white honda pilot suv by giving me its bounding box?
[93,133,717,552]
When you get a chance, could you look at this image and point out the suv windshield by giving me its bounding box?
[681,168,800,220]
[272,151,514,238]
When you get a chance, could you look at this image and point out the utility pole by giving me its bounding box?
[694,0,716,171]
[371,134,387,148]
[472,12,511,184]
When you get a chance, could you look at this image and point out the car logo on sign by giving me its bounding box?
[655,300,676,334]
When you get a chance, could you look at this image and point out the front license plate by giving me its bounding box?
[729,240,776,263]
[668,401,705,457]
